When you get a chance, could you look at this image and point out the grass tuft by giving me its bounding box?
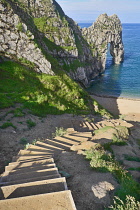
[128,167,140,171]
[19,138,28,145]
[124,155,140,162]
[85,146,140,207]
[0,122,16,129]
[53,127,67,137]
[14,108,25,117]
[94,126,114,135]
[26,119,36,129]
[108,195,140,210]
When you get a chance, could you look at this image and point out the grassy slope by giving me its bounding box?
[0,60,109,117]
[0,1,111,118]
[85,141,140,209]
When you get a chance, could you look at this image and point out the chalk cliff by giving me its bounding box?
[0,0,124,87]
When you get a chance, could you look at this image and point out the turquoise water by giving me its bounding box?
[78,23,140,99]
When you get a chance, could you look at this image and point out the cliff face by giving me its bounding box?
[0,0,124,87]
[0,0,53,74]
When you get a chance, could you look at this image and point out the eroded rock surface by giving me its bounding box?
[82,13,124,72]
[0,0,124,86]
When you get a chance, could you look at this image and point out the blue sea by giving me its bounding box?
[78,23,140,99]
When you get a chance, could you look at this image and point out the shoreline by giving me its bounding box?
[89,93,140,101]
[91,94,140,121]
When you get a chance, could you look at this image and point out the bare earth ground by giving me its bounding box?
[0,104,103,173]
[56,151,118,210]
[0,104,140,209]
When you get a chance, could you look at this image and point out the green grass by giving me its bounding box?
[115,126,129,140]
[18,58,35,69]
[32,139,37,145]
[74,32,83,56]
[94,126,114,134]
[124,155,140,162]
[42,36,62,52]
[108,195,140,210]
[0,60,103,116]
[94,126,128,152]
[0,122,16,129]
[62,59,85,72]
[0,54,110,118]
[85,146,140,208]
[14,108,25,117]
[16,22,23,32]
[128,167,140,171]
[136,138,140,146]
[52,127,67,137]
[19,137,28,145]
[111,134,127,146]
[94,126,129,139]
[26,119,36,129]
[93,100,112,118]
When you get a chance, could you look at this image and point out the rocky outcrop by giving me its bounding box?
[0,0,124,87]
[82,13,124,72]
[0,1,53,74]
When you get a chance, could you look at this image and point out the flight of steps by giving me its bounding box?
[0,119,106,209]
[0,146,76,210]
[71,119,102,132]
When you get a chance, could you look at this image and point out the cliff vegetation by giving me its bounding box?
[0,0,124,87]
[0,58,110,117]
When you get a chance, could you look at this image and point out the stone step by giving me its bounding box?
[83,121,97,130]
[54,132,91,145]
[5,158,54,171]
[71,120,89,132]
[1,168,59,182]
[1,174,60,186]
[1,177,67,199]
[72,120,100,132]
[36,140,67,151]
[16,149,53,156]
[7,163,56,175]
[95,122,103,129]
[0,190,76,210]
[68,131,92,139]
[27,144,55,153]
[12,154,52,162]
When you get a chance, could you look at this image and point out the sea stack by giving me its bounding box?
[82,13,124,72]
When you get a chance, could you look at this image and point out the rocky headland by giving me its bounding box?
[0,0,124,87]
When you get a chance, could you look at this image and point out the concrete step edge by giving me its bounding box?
[1,177,68,199]
[9,165,57,176]
[13,155,53,162]
[2,167,59,182]
[0,190,76,210]
[1,174,61,186]
[5,163,56,174]
[9,158,54,166]
[18,149,53,155]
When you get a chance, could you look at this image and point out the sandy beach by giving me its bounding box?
[91,95,140,121]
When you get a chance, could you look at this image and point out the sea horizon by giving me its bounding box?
[77,20,140,24]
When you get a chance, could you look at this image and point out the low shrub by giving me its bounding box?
[0,122,16,129]
[19,138,28,145]
[26,119,36,129]
[53,127,67,137]
[108,195,140,210]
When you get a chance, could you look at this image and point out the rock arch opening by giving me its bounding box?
[105,43,114,69]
